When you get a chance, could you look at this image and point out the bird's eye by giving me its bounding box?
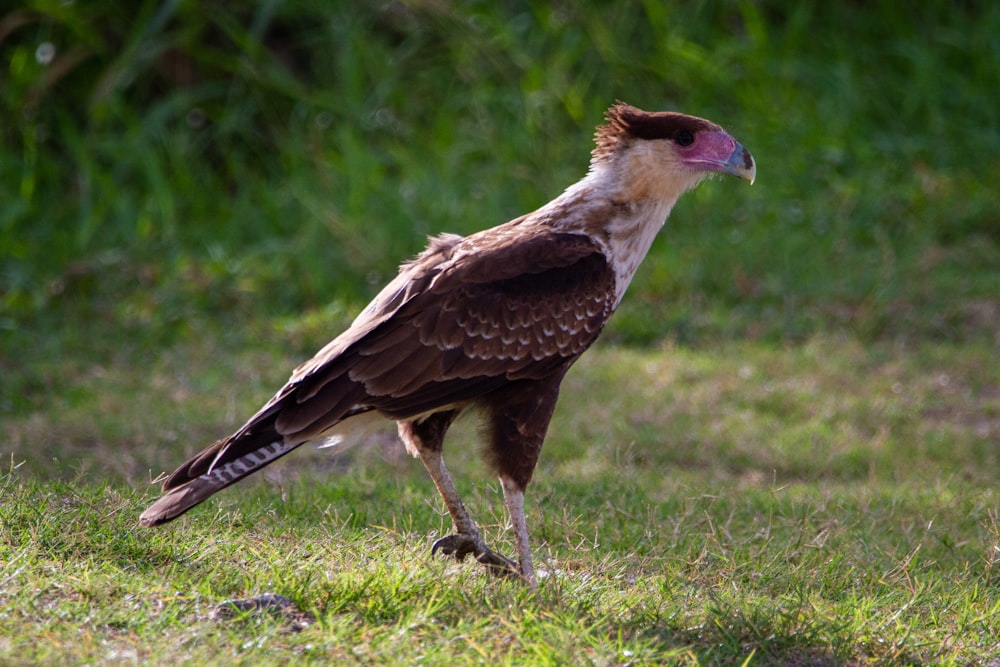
[674,130,694,147]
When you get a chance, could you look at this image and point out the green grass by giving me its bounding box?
[3,340,999,665]
[2,1,999,664]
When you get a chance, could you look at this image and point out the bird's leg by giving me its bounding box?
[417,445,519,576]
[483,375,565,586]
[399,414,518,578]
[500,474,536,587]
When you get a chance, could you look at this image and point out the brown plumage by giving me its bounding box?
[140,102,756,586]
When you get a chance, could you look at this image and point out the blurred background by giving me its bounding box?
[2,1,998,416]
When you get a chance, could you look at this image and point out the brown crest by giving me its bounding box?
[592,102,721,162]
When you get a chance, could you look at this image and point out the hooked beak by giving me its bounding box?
[722,141,756,185]
[683,130,757,185]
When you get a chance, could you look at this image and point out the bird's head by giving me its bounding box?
[591,102,756,202]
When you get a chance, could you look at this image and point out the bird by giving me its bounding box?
[140,102,756,586]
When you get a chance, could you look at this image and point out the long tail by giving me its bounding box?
[139,425,302,527]
[140,373,375,527]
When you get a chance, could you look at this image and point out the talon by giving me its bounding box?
[431,533,521,578]
[431,534,477,562]
[474,550,520,579]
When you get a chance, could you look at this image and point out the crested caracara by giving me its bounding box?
[141,102,756,586]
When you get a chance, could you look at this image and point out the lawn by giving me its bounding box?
[2,1,999,665]
[3,339,999,665]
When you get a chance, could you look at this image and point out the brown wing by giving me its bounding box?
[158,226,616,493]
[273,226,617,435]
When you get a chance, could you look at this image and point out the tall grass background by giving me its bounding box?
[3,1,997,365]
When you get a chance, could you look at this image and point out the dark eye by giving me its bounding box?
[674,130,694,147]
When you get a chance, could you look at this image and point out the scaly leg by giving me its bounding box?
[399,414,518,578]
[417,445,518,576]
[500,474,537,587]
[483,376,565,586]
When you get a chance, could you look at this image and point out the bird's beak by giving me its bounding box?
[685,131,757,185]
[721,141,756,185]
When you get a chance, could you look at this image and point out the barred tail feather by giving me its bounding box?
[139,439,300,526]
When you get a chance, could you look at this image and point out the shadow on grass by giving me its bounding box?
[641,600,905,667]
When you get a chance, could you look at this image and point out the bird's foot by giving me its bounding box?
[431,533,520,579]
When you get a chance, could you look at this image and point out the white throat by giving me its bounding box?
[568,161,693,306]
[602,197,675,305]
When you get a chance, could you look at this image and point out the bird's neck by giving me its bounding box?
[602,197,674,306]
[543,162,691,306]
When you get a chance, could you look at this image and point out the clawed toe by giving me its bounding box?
[431,534,478,561]
[431,534,519,578]
[475,551,519,579]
